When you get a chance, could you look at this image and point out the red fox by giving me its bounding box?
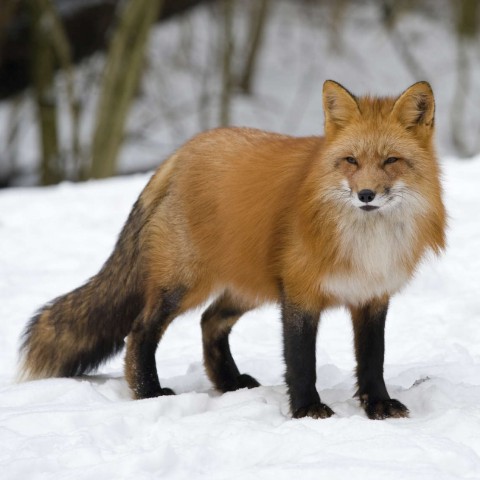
[20,80,446,420]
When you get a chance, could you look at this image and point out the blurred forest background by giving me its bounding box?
[0,0,479,187]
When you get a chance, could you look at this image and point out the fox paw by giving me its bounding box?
[362,397,409,420]
[219,373,260,392]
[160,387,175,396]
[134,386,175,399]
[236,374,261,389]
[293,402,335,419]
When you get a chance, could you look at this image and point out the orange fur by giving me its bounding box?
[140,81,446,313]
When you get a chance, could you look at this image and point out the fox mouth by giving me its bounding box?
[360,205,380,211]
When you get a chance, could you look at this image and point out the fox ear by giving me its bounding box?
[392,81,435,129]
[323,80,360,132]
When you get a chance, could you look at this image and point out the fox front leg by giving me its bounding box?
[281,300,334,419]
[350,300,409,419]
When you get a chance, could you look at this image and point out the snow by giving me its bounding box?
[2,1,480,476]
[1,156,480,479]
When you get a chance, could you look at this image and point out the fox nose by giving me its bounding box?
[358,189,376,203]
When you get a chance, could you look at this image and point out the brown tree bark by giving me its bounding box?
[238,0,270,95]
[451,0,479,157]
[219,0,234,126]
[89,0,164,179]
[29,0,62,185]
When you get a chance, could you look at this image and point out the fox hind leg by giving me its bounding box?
[201,291,260,392]
[125,286,186,399]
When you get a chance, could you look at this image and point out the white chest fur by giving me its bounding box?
[321,210,416,306]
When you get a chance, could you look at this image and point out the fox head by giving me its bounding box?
[320,80,441,215]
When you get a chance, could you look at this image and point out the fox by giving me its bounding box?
[20,80,446,420]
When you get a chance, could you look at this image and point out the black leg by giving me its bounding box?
[282,300,334,419]
[350,300,409,419]
[201,292,260,392]
[125,287,185,399]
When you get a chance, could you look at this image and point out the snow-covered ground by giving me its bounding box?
[1,1,480,477]
[1,155,480,479]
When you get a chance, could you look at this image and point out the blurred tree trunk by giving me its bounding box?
[89,0,164,179]
[0,0,19,56]
[451,0,478,157]
[29,0,62,185]
[219,0,234,126]
[29,0,80,185]
[0,94,23,188]
[327,0,347,54]
[380,0,428,81]
[47,7,82,181]
[456,0,478,38]
[238,0,270,95]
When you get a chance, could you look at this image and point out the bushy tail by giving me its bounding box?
[19,199,148,380]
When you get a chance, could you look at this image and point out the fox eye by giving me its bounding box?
[384,157,399,165]
[345,157,358,165]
